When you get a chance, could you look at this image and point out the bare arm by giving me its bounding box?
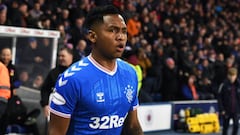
[121,109,143,135]
[48,113,70,135]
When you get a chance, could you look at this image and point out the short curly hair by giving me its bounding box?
[228,67,238,76]
[83,5,122,30]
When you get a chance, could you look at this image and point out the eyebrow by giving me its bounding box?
[108,25,127,30]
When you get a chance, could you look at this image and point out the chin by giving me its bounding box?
[115,54,123,58]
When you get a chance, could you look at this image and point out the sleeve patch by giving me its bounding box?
[51,92,66,105]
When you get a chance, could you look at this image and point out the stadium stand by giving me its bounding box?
[0,0,240,134]
[0,0,239,101]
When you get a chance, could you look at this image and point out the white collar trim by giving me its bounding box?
[88,54,117,76]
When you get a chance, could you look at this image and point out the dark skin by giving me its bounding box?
[49,14,143,135]
[121,110,144,135]
[90,14,128,71]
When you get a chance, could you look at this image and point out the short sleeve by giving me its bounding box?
[50,73,79,118]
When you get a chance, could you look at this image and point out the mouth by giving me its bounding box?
[116,44,125,52]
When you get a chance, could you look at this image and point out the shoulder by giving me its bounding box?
[117,59,135,72]
[237,79,240,83]
[222,79,230,85]
[117,59,138,76]
[0,62,4,67]
[54,58,92,91]
[58,58,91,80]
[0,62,7,71]
[236,79,240,86]
[47,67,62,79]
[182,84,189,89]
[7,62,16,69]
[218,80,229,91]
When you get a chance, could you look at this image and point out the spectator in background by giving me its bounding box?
[38,38,52,68]
[218,67,240,135]
[181,51,196,75]
[20,37,45,76]
[40,46,73,119]
[29,1,43,26]
[122,48,153,103]
[212,53,226,91]
[137,46,152,78]
[0,4,11,25]
[0,60,10,101]
[213,56,237,93]
[19,70,31,87]
[147,45,165,101]
[58,8,70,27]
[57,23,70,50]
[37,15,51,29]
[161,57,180,101]
[73,39,87,62]
[141,14,157,45]
[6,0,20,26]
[31,74,44,90]
[197,76,215,100]
[182,74,199,100]
[0,47,21,94]
[68,2,87,24]
[17,2,29,27]
[29,1,43,20]
[201,58,214,80]
[0,61,10,134]
[178,44,191,75]
[21,37,40,64]
[194,64,204,86]
[69,16,86,48]
[127,13,141,38]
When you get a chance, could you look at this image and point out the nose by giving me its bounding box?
[116,32,126,41]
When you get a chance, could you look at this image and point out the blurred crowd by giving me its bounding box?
[0,0,240,102]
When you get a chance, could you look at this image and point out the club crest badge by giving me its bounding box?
[124,85,134,103]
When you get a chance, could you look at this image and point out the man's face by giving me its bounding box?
[0,10,7,24]
[228,74,237,83]
[58,50,73,67]
[92,14,127,59]
[0,48,12,65]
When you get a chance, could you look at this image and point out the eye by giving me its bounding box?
[109,28,118,33]
[122,29,127,34]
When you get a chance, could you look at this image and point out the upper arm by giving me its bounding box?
[125,109,140,127]
[48,113,70,135]
[122,109,143,135]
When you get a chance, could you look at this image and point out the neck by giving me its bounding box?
[2,61,9,67]
[90,53,116,71]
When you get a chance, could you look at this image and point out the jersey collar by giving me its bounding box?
[88,54,117,76]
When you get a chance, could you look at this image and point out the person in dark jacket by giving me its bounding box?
[40,46,73,118]
[218,67,240,135]
[161,57,179,101]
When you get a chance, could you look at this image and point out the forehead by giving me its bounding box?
[59,49,68,54]
[102,14,126,27]
[59,49,71,56]
[1,48,11,54]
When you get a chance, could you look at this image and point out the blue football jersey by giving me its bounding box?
[50,55,139,135]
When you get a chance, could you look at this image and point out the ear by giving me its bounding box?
[87,30,97,43]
